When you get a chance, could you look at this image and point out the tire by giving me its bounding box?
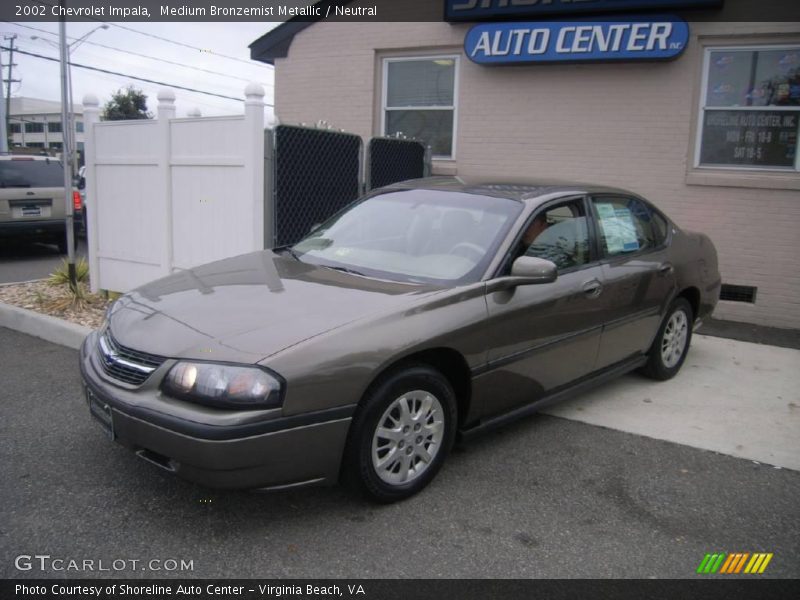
[343,364,457,503]
[56,231,78,254]
[641,297,693,381]
[56,233,68,254]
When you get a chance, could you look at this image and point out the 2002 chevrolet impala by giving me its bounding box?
[80,177,720,502]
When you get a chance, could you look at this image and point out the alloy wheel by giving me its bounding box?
[661,309,688,369]
[371,390,445,485]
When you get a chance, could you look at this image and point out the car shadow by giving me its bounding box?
[0,239,64,261]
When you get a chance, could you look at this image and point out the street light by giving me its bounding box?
[53,12,108,291]
[32,24,108,175]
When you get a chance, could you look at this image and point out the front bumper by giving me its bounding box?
[79,332,353,490]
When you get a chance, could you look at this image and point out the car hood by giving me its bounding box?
[108,251,441,363]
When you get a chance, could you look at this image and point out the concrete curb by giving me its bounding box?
[0,301,92,350]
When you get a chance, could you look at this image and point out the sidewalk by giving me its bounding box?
[544,334,800,471]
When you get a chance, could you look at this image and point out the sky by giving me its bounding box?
[1,21,279,121]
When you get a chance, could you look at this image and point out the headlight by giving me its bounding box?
[161,362,283,409]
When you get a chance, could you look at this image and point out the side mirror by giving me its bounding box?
[511,256,557,283]
[489,256,557,291]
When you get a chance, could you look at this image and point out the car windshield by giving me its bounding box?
[0,159,64,188]
[291,189,523,285]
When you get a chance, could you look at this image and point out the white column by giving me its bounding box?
[156,88,176,275]
[82,93,101,293]
[244,83,266,250]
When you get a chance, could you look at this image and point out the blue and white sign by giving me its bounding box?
[445,0,722,22]
[465,17,689,64]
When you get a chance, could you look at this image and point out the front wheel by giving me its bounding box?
[641,297,693,381]
[343,364,457,503]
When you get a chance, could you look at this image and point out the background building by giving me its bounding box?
[7,96,85,159]
[251,1,800,329]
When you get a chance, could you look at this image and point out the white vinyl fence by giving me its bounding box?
[83,84,267,293]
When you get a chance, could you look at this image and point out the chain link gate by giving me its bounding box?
[366,137,429,191]
[271,125,362,246]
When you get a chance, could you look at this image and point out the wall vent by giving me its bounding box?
[719,284,757,304]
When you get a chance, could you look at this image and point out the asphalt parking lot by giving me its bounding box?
[0,239,87,285]
[1,327,798,579]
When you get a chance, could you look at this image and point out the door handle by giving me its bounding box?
[582,279,603,298]
[658,262,674,275]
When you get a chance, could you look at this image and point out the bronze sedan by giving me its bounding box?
[79,177,720,502]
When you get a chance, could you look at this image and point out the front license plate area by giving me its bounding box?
[86,387,115,440]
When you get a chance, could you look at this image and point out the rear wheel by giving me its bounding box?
[56,233,68,254]
[343,364,457,503]
[641,297,693,380]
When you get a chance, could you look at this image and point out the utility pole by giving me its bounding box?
[59,10,77,291]
[5,34,15,125]
[2,34,20,153]
[0,64,6,153]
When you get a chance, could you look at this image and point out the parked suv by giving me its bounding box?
[0,155,81,253]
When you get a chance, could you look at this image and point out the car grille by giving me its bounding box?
[97,328,165,386]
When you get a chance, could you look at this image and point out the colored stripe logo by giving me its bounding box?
[697,552,773,574]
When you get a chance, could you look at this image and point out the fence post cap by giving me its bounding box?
[157,88,176,103]
[82,93,100,108]
[245,82,265,99]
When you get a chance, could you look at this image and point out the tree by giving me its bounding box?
[101,86,152,120]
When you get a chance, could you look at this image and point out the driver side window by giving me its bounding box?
[516,199,591,271]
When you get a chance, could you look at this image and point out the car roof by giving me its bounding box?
[382,176,637,204]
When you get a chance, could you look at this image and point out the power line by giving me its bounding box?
[109,22,273,68]
[10,22,273,86]
[24,1,274,69]
[2,46,273,106]
[23,38,260,103]
[71,64,240,114]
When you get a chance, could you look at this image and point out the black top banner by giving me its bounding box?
[1,0,798,22]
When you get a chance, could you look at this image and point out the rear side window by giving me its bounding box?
[0,160,64,188]
[592,196,656,257]
[652,211,670,245]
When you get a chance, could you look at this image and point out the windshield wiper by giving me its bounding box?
[321,264,366,277]
[278,247,303,262]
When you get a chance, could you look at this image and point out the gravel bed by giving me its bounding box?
[0,279,109,329]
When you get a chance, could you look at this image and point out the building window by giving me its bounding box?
[8,122,21,134]
[696,45,799,171]
[49,142,63,151]
[26,142,45,148]
[382,56,458,159]
[25,122,44,134]
[75,121,84,133]
[48,121,62,133]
